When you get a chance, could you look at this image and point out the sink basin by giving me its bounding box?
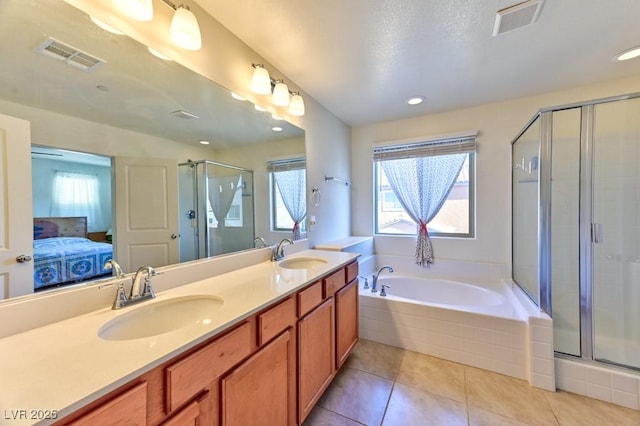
[98,295,224,341]
[278,257,328,270]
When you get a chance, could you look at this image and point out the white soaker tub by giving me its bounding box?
[357,255,553,389]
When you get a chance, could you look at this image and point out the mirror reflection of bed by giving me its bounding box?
[33,217,113,291]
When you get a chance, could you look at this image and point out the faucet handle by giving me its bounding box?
[380,284,391,297]
[359,276,370,289]
[112,282,129,309]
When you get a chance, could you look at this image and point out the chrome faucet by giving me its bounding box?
[130,265,156,299]
[272,238,293,261]
[254,236,268,248]
[111,265,157,310]
[104,259,125,278]
[371,265,393,293]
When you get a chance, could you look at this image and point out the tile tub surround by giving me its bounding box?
[0,249,357,425]
[303,339,640,426]
[358,255,555,391]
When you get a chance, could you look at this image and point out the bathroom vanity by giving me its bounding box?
[0,250,359,426]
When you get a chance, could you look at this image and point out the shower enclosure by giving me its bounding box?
[512,93,640,371]
[178,160,254,262]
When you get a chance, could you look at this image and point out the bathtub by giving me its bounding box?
[357,255,555,390]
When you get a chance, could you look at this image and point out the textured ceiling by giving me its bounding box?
[196,0,640,125]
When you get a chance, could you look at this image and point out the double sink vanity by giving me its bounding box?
[0,249,359,425]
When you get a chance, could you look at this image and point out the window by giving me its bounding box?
[207,175,244,228]
[268,158,307,237]
[51,171,103,231]
[374,135,476,238]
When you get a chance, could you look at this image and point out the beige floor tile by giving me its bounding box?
[544,390,640,426]
[344,339,406,380]
[395,350,466,402]
[382,383,468,426]
[303,406,365,426]
[318,367,393,426]
[465,366,559,426]
[469,406,533,426]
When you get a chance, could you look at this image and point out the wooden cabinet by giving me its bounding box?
[298,298,335,424]
[335,278,359,368]
[58,258,359,426]
[165,321,252,412]
[66,382,147,426]
[222,329,295,426]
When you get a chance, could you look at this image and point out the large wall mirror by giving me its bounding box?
[0,0,306,299]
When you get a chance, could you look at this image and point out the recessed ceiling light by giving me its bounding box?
[407,97,424,106]
[199,140,210,145]
[272,126,283,132]
[254,104,267,112]
[231,92,246,101]
[614,46,640,61]
[148,47,172,61]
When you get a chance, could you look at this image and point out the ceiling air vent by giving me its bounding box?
[34,37,106,72]
[492,0,545,36]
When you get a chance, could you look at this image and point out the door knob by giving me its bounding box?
[170,233,179,239]
[16,254,32,263]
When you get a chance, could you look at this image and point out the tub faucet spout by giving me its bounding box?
[371,265,394,293]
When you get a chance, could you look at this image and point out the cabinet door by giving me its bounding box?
[298,298,335,424]
[336,279,359,368]
[221,329,294,426]
[161,391,209,426]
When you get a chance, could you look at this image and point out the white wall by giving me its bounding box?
[351,75,640,266]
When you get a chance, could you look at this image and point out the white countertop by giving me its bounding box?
[0,249,358,425]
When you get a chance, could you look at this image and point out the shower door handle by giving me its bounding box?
[592,223,603,244]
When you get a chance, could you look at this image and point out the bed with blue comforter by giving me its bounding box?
[33,237,113,289]
[33,216,112,290]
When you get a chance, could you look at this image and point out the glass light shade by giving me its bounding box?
[114,0,153,22]
[289,93,305,116]
[148,47,172,61]
[272,80,290,106]
[170,7,202,51]
[251,65,271,95]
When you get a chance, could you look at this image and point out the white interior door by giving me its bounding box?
[114,157,179,273]
[0,113,33,299]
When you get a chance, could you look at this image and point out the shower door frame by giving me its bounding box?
[512,92,640,369]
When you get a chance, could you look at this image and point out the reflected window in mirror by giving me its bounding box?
[268,158,307,240]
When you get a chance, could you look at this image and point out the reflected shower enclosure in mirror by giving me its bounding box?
[0,0,305,299]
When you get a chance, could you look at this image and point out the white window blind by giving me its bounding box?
[267,157,306,172]
[373,135,477,161]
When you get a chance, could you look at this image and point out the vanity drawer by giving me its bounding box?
[258,297,296,346]
[323,269,346,298]
[345,261,359,284]
[165,322,251,412]
[297,281,323,317]
[68,382,147,426]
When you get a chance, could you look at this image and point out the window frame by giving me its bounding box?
[373,136,476,239]
[267,158,307,233]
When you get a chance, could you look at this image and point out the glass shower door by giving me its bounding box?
[592,97,640,369]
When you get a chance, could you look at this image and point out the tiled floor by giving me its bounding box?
[303,339,640,426]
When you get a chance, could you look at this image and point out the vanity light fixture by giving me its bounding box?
[250,64,305,116]
[272,80,290,106]
[614,46,640,61]
[169,5,202,51]
[114,0,153,22]
[231,92,246,101]
[272,114,284,120]
[254,104,267,112]
[251,64,272,95]
[289,92,305,116]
